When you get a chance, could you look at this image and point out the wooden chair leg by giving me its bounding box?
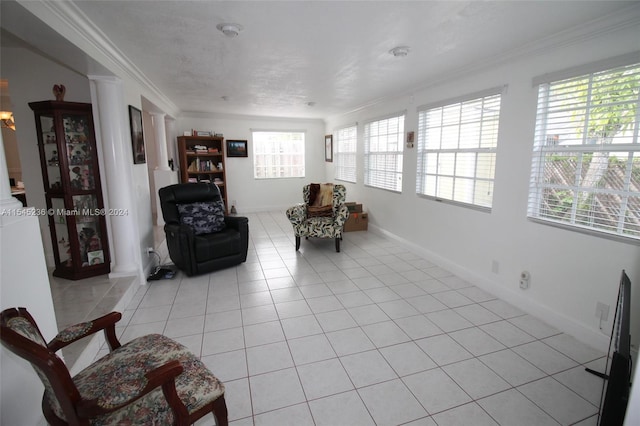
[295,236,301,251]
[211,396,228,426]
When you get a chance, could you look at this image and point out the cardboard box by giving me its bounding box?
[344,212,368,232]
[345,202,363,213]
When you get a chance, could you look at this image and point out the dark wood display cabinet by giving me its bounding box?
[30,101,110,280]
[177,135,228,211]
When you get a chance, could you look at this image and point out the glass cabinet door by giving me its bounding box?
[72,195,105,267]
[64,114,95,191]
[40,115,63,191]
[50,197,71,267]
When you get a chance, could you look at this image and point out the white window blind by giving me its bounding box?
[364,113,404,192]
[253,131,305,179]
[416,91,502,209]
[528,62,640,240]
[335,125,357,183]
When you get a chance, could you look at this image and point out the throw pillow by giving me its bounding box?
[307,205,333,218]
[177,200,225,235]
[308,183,321,206]
[315,183,334,206]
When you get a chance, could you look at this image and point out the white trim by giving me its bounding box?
[416,85,506,112]
[363,110,407,125]
[532,51,640,87]
[250,128,308,134]
[181,110,324,124]
[333,122,359,132]
[17,0,180,117]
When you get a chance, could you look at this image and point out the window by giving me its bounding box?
[364,113,404,192]
[528,62,640,240]
[416,90,502,209]
[334,125,357,183]
[253,131,305,179]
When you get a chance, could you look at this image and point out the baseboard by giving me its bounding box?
[234,204,292,214]
[368,222,610,353]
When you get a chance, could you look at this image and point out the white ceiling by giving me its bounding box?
[2,1,638,120]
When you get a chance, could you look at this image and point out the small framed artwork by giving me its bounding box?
[87,250,104,265]
[227,140,248,157]
[325,135,333,162]
[128,106,146,164]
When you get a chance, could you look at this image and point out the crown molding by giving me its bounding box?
[339,3,640,120]
[181,110,325,124]
[17,0,180,117]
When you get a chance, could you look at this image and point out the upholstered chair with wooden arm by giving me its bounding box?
[286,183,349,252]
[0,307,228,426]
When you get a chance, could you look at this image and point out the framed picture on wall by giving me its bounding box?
[128,106,146,164]
[227,140,248,157]
[325,135,333,162]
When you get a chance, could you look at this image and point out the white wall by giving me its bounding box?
[177,114,326,213]
[143,110,159,221]
[121,81,155,271]
[326,27,640,355]
[2,127,21,183]
[1,214,57,426]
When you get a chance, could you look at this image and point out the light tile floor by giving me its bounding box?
[50,272,137,367]
[58,211,608,425]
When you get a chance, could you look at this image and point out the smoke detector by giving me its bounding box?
[389,46,410,57]
[216,23,243,38]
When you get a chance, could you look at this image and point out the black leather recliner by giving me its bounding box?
[159,183,249,276]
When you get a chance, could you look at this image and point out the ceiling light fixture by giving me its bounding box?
[216,23,243,38]
[0,111,15,131]
[389,46,410,58]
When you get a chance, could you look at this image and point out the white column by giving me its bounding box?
[0,131,22,211]
[88,76,140,278]
[150,112,171,171]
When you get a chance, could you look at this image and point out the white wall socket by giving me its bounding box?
[596,302,610,321]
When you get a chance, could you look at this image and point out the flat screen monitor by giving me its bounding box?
[596,269,632,426]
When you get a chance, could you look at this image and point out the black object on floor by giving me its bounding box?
[147,267,176,281]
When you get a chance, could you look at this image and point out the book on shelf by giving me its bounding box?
[187,158,219,172]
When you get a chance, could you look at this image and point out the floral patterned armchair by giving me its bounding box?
[0,307,227,426]
[286,183,349,252]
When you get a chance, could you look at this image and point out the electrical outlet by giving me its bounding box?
[596,302,610,321]
[146,247,155,256]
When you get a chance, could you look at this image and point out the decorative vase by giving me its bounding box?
[53,84,66,101]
